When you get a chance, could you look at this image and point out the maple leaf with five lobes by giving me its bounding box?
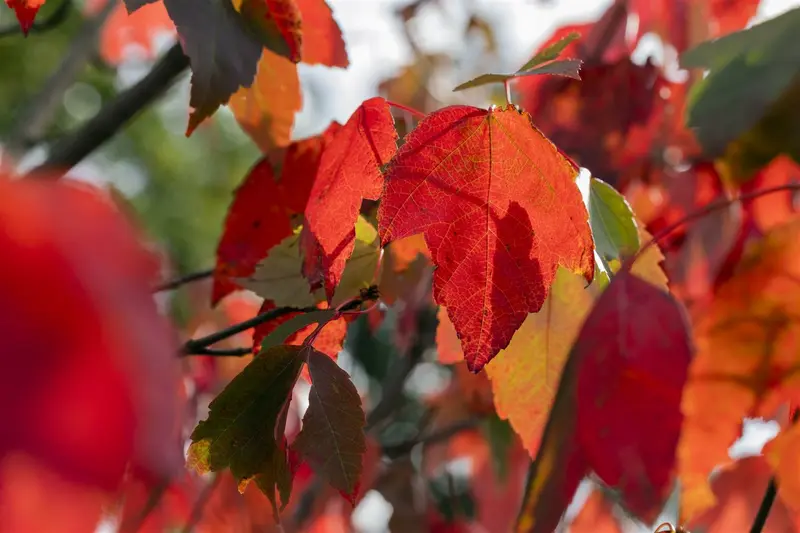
[378,104,595,372]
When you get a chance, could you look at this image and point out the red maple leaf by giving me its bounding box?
[378,104,594,372]
[295,0,348,68]
[213,123,340,304]
[301,97,397,300]
[4,0,44,34]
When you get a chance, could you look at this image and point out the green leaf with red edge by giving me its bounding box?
[5,0,44,34]
[378,104,594,373]
[293,347,367,504]
[187,344,304,511]
[301,96,398,301]
[212,123,340,305]
[515,270,691,533]
[295,0,348,67]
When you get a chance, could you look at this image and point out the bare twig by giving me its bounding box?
[153,268,214,292]
[0,0,72,38]
[29,41,189,177]
[382,416,484,459]
[180,286,379,356]
[190,346,253,356]
[750,479,777,533]
[181,473,221,533]
[7,0,116,157]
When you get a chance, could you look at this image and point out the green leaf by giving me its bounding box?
[588,177,640,261]
[452,59,582,92]
[239,216,379,307]
[188,344,304,509]
[293,348,367,502]
[517,31,581,72]
[259,309,337,352]
[681,7,800,167]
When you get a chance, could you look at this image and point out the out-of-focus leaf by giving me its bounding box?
[293,348,367,503]
[517,270,691,532]
[295,0,348,67]
[230,50,302,153]
[3,0,44,34]
[567,488,624,533]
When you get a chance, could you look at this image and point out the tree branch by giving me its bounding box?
[180,286,379,355]
[382,416,484,459]
[0,0,72,38]
[30,41,189,178]
[153,268,214,292]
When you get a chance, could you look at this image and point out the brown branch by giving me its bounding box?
[29,42,189,178]
[153,268,214,292]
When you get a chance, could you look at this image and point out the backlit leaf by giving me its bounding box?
[678,219,800,521]
[295,0,348,67]
[293,348,367,503]
[86,0,175,65]
[486,268,598,457]
[589,177,639,261]
[302,97,397,300]
[517,270,691,532]
[517,31,580,72]
[213,123,339,304]
[188,345,304,503]
[378,104,594,372]
[234,0,302,63]
[568,488,624,533]
[229,50,302,153]
[240,216,380,307]
[453,60,582,92]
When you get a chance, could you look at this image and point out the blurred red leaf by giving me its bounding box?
[568,488,624,533]
[295,0,348,67]
[517,270,692,532]
[302,97,397,300]
[86,0,175,65]
[378,104,594,372]
[742,155,800,234]
[213,123,340,304]
[0,177,182,496]
[3,0,44,34]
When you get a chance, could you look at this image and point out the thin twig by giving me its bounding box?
[6,0,116,157]
[0,0,72,38]
[630,183,800,271]
[750,479,777,533]
[119,479,170,533]
[29,41,189,177]
[190,346,253,356]
[382,416,484,459]
[153,268,214,292]
[180,286,379,355]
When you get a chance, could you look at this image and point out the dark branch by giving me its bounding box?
[30,42,189,178]
[382,416,484,459]
[153,268,214,292]
[180,285,379,355]
[750,478,777,533]
[0,0,72,38]
[190,346,253,356]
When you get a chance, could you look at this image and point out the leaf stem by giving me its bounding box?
[386,100,427,119]
[629,183,800,274]
[504,80,512,106]
[153,268,214,292]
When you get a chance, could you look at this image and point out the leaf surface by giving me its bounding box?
[4,0,44,34]
[589,177,639,261]
[378,104,594,372]
[518,31,580,72]
[568,488,623,533]
[302,97,397,300]
[240,216,380,307]
[517,270,691,532]
[678,219,800,520]
[486,268,597,457]
[293,348,367,503]
[453,60,581,92]
[188,345,304,504]
[213,124,339,304]
[229,50,302,152]
[295,0,348,67]
[86,0,175,65]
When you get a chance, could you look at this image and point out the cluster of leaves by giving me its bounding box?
[4,0,800,532]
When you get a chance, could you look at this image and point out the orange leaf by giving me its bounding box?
[4,0,44,34]
[295,0,348,67]
[213,123,340,304]
[743,155,800,233]
[91,0,176,65]
[688,455,800,533]
[378,104,594,372]
[486,268,597,457]
[766,422,800,516]
[678,219,800,521]
[230,50,302,152]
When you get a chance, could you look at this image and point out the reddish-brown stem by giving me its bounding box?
[626,183,800,274]
[386,100,427,119]
[504,80,512,106]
